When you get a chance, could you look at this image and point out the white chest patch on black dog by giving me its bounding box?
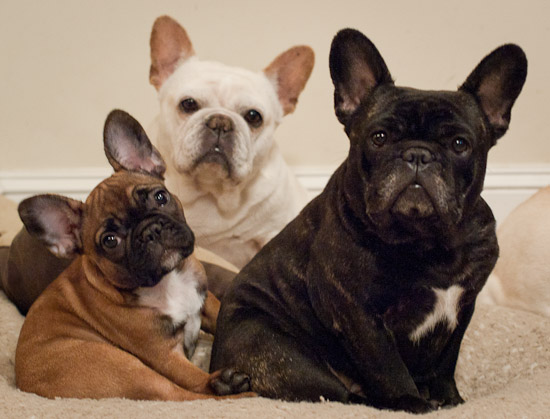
[136,269,205,357]
[409,285,464,344]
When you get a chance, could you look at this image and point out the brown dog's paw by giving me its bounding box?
[210,368,251,396]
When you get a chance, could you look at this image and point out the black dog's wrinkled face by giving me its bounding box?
[84,172,195,289]
[329,29,527,245]
[347,87,489,243]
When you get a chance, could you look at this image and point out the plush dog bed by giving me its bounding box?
[1,194,549,418]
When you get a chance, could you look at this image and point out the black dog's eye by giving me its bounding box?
[371,131,387,147]
[244,109,263,128]
[179,98,200,113]
[154,190,170,206]
[452,137,470,154]
[101,233,120,249]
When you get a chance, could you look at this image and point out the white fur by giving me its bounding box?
[135,268,205,356]
[479,187,550,317]
[151,57,308,268]
[409,285,464,344]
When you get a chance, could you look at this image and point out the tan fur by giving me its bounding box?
[149,15,195,90]
[481,187,550,317]
[264,46,315,115]
[15,171,253,401]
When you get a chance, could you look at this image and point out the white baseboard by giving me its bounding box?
[2,165,550,225]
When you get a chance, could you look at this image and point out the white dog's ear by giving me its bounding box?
[149,15,195,90]
[103,109,166,178]
[18,195,84,258]
[264,46,315,115]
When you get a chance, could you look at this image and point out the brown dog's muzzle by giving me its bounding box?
[128,214,195,287]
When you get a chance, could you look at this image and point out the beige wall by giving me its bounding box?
[0,0,548,171]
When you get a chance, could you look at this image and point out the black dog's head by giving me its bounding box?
[329,30,527,245]
[18,110,195,290]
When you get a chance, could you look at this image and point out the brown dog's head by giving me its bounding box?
[18,110,195,289]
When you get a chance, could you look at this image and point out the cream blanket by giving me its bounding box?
[1,195,549,418]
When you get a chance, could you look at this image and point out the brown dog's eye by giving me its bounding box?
[371,131,387,147]
[101,233,119,249]
[452,137,470,154]
[179,98,200,113]
[154,190,169,206]
[244,109,263,128]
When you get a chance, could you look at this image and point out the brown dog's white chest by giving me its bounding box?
[135,268,205,357]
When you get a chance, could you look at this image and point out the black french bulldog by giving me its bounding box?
[211,29,527,413]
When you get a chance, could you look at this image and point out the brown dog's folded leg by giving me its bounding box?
[0,246,9,291]
[200,291,221,335]
[202,262,236,300]
[1,228,72,314]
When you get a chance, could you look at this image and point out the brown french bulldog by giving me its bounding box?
[211,29,527,413]
[15,110,253,401]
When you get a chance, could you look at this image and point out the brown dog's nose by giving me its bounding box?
[142,220,165,243]
[206,114,234,134]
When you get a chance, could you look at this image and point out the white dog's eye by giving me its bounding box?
[179,98,200,113]
[244,109,263,128]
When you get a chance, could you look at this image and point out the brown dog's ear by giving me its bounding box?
[149,15,195,90]
[460,44,527,142]
[264,46,315,115]
[103,110,166,178]
[18,195,84,258]
[329,29,393,126]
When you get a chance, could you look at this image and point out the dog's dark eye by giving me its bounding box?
[101,233,120,249]
[371,131,387,147]
[244,109,263,128]
[179,98,200,113]
[154,190,170,206]
[452,137,470,154]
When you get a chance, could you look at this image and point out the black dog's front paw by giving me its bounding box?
[429,391,464,409]
[210,368,251,395]
[394,394,438,414]
[427,377,465,408]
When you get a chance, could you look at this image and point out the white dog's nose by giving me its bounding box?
[206,114,234,134]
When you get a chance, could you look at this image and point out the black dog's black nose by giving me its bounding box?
[402,147,434,166]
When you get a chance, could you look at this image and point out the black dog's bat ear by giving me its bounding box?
[329,29,394,126]
[103,109,166,178]
[18,194,84,259]
[460,44,527,142]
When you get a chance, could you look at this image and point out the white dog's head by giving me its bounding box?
[149,16,314,191]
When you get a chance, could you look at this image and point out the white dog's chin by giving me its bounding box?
[171,113,256,187]
[192,162,237,188]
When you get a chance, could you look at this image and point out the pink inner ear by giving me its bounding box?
[116,139,165,176]
[41,207,78,258]
[116,139,149,171]
[478,79,511,129]
[149,16,195,90]
[264,46,314,115]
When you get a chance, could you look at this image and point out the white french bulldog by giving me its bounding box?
[148,16,314,269]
